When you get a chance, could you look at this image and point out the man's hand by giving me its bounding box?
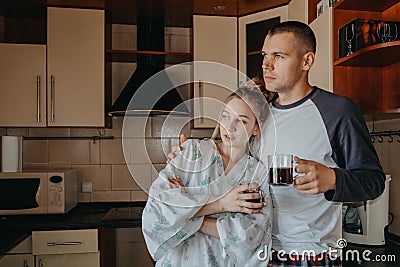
[293,156,336,194]
[167,134,188,164]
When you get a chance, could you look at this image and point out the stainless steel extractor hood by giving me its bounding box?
[107,16,189,117]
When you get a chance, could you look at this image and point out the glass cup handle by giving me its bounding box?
[258,189,265,203]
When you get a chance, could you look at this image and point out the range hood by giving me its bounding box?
[107,16,190,117]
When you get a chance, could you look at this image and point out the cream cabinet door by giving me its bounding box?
[193,15,238,128]
[36,252,99,267]
[0,254,34,267]
[0,44,46,127]
[47,7,104,127]
[309,8,333,92]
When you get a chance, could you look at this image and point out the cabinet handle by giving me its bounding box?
[36,75,41,122]
[46,241,82,246]
[198,81,203,124]
[23,259,28,267]
[38,258,43,267]
[50,75,55,122]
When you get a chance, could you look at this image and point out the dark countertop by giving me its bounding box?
[0,202,146,255]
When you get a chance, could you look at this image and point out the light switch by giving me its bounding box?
[82,181,93,193]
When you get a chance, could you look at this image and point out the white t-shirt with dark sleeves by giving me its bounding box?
[256,87,385,254]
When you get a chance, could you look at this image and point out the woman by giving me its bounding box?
[142,83,272,266]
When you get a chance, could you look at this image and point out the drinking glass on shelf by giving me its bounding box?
[386,23,398,42]
[377,22,388,42]
[345,23,354,56]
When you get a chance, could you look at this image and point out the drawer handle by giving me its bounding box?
[47,241,82,246]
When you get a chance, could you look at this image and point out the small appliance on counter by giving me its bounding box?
[0,168,78,215]
[343,174,391,245]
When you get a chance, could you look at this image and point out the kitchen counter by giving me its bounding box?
[0,202,146,255]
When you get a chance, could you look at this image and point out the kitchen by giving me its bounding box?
[0,0,399,266]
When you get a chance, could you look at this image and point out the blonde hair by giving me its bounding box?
[211,81,269,141]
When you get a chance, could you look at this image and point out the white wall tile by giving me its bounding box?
[48,140,91,165]
[72,164,112,191]
[122,117,151,138]
[92,190,130,202]
[101,138,129,164]
[23,140,48,164]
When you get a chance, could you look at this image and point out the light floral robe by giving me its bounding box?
[142,139,272,267]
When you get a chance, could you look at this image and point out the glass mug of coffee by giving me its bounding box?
[243,188,265,204]
[268,154,297,185]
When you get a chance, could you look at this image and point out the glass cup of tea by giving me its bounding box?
[243,188,265,209]
[267,154,297,186]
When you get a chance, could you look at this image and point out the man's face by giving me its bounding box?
[261,32,305,94]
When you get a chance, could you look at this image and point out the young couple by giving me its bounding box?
[142,21,385,267]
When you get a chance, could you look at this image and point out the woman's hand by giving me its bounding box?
[168,177,185,193]
[167,134,188,164]
[219,183,265,214]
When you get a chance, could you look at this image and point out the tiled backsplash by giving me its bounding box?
[4,116,191,203]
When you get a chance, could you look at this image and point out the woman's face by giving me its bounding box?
[219,98,258,149]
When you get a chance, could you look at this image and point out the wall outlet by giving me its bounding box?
[82,181,93,193]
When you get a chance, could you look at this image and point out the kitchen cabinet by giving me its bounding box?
[309,8,334,92]
[0,7,105,127]
[0,236,34,267]
[193,3,308,129]
[193,15,238,128]
[0,44,47,127]
[47,7,104,126]
[308,0,400,114]
[32,229,100,267]
[116,227,154,267]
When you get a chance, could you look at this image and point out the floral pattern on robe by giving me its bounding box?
[142,139,272,267]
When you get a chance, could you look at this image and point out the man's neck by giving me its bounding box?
[275,84,314,106]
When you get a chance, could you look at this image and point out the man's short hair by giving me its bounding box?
[268,21,316,54]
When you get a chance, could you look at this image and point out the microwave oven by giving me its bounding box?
[0,169,77,215]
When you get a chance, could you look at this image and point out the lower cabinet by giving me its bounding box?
[116,228,154,267]
[0,236,33,267]
[0,254,34,267]
[32,229,100,267]
[35,253,100,267]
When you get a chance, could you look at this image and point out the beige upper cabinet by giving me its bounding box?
[193,15,238,128]
[309,8,333,92]
[47,7,104,127]
[0,44,47,127]
[0,7,105,127]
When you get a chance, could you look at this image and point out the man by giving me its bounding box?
[258,20,385,266]
[169,21,385,266]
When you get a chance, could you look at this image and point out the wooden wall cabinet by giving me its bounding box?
[308,0,400,114]
[0,7,105,127]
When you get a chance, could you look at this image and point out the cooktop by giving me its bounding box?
[101,206,143,221]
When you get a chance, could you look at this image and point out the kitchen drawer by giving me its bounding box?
[32,229,98,255]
